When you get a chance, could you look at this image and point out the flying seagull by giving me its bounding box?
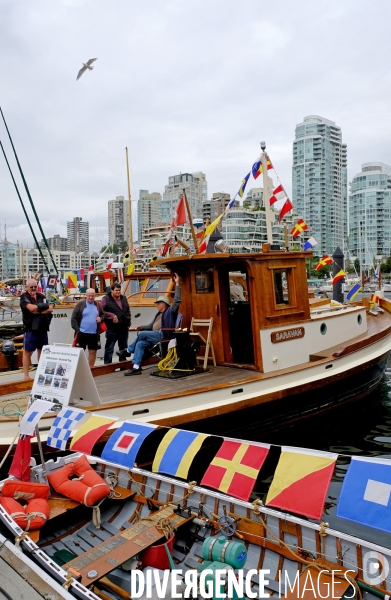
[76,58,97,81]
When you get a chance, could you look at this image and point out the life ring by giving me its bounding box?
[0,480,50,531]
[47,455,110,507]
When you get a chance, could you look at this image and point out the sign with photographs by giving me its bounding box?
[31,345,101,407]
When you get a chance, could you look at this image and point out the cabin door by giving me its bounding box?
[224,270,254,365]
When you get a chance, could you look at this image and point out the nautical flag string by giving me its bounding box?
[346,283,362,302]
[291,219,308,238]
[269,184,287,206]
[279,198,293,221]
[332,269,346,285]
[252,156,273,180]
[153,429,209,479]
[101,421,157,468]
[20,400,54,436]
[315,255,333,270]
[265,447,338,520]
[336,456,391,533]
[69,413,118,454]
[201,438,270,501]
[238,172,250,198]
[303,237,318,251]
[46,407,86,451]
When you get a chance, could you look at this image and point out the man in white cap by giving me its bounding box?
[123,273,181,376]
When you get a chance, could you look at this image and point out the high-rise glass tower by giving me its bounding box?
[161,172,207,224]
[349,162,391,270]
[137,190,162,241]
[292,116,347,256]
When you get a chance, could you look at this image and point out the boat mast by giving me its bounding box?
[260,141,273,245]
[125,147,134,254]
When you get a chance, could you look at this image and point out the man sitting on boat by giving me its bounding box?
[20,279,53,380]
[122,272,181,376]
[100,282,131,364]
[71,289,105,369]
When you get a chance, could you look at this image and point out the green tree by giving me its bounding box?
[354,258,360,273]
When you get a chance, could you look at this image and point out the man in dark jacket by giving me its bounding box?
[100,282,131,363]
[123,273,181,376]
[20,279,53,380]
[71,289,105,368]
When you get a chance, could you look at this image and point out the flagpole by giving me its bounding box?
[35,424,48,484]
[260,142,273,245]
[183,189,198,251]
[125,147,134,259]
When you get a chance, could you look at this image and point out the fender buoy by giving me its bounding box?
[47,455,110,507]
[0,480,50,531]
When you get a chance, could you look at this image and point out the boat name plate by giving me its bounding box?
[271,327,305,343]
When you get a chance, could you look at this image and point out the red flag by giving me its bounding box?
[279,199,293,221]
[9,436,32,481]
[88,265,94,272]
[175,196,187,226]
[79,268,85,281]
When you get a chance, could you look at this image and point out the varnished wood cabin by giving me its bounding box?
[153,245,310,373]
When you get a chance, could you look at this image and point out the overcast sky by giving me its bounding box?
[1,0,391,250]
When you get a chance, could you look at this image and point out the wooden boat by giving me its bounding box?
[0,270,174,373]
[0,245,391,449]
[0,449,390,600]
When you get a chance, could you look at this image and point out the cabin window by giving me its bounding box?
[127,279,145,295]
[273,270,290,305]
[195,268,214,294]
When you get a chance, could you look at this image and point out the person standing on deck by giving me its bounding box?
[100,282,131,363]
[20,279,53,380]
[122,273,181,376]
[71,289,105,369]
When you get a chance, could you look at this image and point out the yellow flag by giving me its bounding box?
[204,213,224,237]
[127,263,135,276]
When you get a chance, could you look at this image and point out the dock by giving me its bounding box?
[0,532,74,599]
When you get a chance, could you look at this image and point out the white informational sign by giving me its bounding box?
[31,344,101,407]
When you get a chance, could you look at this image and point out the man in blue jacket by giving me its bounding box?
[123,273,181,376]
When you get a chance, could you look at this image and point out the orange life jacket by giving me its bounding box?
[0,480,50,531]
[47,455,110,507]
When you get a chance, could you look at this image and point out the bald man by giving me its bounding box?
[20,279,53,380]
[71,288,105,368]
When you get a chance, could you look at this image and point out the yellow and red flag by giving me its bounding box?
[332,269,346,285]
[200,439,269,501]
[70,414,118,454]
[265,447,337,519]
[315,255,333,271]
[290,219,308,238]
[65,271,78,289]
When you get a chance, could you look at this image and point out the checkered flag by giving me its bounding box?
[46,407,85,450]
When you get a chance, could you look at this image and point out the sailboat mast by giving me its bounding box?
[260,141,273,245]
[125,147,133,254]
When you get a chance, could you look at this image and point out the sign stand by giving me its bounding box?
[31,344,101,407]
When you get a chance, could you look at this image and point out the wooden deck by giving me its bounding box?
[94,364,258,405]
[0,308,390,420]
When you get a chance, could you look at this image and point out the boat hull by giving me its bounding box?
[0,332,389,452]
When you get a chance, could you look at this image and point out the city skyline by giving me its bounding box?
[1,1,390,250]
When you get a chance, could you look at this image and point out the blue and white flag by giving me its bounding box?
[46,407,85,450]
[20,400,54,436]
[101,421,157,468]
[374,264,380,279]
[337,456,391,533]
[303,237,318,251]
